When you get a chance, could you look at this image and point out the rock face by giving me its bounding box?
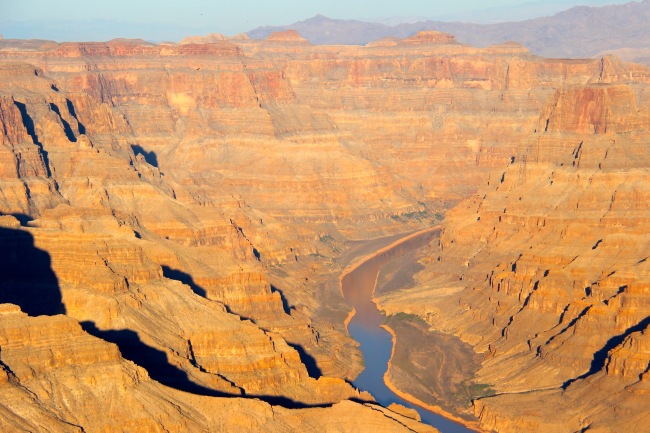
[266,30,309,43]
[380,79,650,431]
[1,33,650,432]
[402,31,456,45]
[0,304,435,432]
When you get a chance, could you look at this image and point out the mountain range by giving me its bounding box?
[248,0,650,64]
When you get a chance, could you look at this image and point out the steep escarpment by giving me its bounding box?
[380,81,650,432]
[0,62,362,413]
[2,34,650,431]
[0,304,435,432]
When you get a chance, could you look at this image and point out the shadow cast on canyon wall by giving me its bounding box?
[563,314,650,389]
[162,265,207,297]
[80,320,329,409]
[65,98,86,134]
[270,284,292,314]
[268,284,323,378]
[131,144,159,167]
[0,225,330,409]
[14,101,52,177]
[9,213,34,227]
[0,226,65,316]
[288,342,323,379]
[49,102,77,142]
[80,321,229,397]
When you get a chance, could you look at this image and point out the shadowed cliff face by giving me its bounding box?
[80,321,232,397]
[0,225,64,316]
[0,306,429,432]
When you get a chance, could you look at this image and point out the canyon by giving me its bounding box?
[0,28,649,432]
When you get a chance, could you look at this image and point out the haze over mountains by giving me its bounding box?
[248,0,650,64]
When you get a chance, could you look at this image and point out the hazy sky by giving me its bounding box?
[1,0,638,40]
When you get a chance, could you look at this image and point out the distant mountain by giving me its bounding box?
[436,0,632,23]
[248,15,395,45]
[248,1,650,64]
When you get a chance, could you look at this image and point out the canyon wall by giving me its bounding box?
[380,72,650,431]
[1,32,650,431]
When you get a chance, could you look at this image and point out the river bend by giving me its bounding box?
[341,228,475,433]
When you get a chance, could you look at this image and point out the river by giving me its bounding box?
[341,228,476,433]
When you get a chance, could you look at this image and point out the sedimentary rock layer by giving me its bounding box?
[0,304,435,432]
[380,79,650,432]
[1,32,650,432]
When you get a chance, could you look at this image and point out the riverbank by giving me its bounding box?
[340,225,481,433]
[381,324,484,433]
[343,307,356,330]
[338,226,441,288]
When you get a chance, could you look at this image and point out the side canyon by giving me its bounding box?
[1,30,649,432]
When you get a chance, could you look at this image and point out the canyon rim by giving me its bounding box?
[1,8,650,433]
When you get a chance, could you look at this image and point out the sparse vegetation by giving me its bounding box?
[464,382,497,399]
[318,234,334,243]
[385,312,427,325]
[390,210,432,222]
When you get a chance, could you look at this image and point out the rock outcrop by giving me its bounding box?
[380,78,650,431]
[0,304,435,432]
[266,30,309,43]
[402,31,456,45]
[1,33,650,432]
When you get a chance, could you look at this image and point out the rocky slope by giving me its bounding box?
[1,31,650,431]
[380,73,650,431]
[0,303,434,432]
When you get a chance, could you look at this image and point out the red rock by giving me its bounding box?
[402,31,456,45]
[266,30,309,43]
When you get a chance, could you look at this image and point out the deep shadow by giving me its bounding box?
[80,321,228,397]
[162,266,207,297]
[131,144,158,167]
[14,100,52,177]
[224,304,256,323]
[79,321,329,409]
[245,394,331,409]
[288,342,322,379]
[563,315,650,389]
[49,103,76,142]
[13,101,39,145]
[10,213,33,227]
[65,98,86,134]
[0,226,65,316]
[270,284,292,315]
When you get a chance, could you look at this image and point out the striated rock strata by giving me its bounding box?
[0,304,435,432]
[380,80,650,432]
[1,32,650,431]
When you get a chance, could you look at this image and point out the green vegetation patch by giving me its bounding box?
[385,311,427,326]
[463,381,497,400]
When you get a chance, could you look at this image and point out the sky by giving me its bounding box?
[0,0,638,41]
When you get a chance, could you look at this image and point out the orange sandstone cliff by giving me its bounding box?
[1,32,649,432]
[380,75,650,431]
